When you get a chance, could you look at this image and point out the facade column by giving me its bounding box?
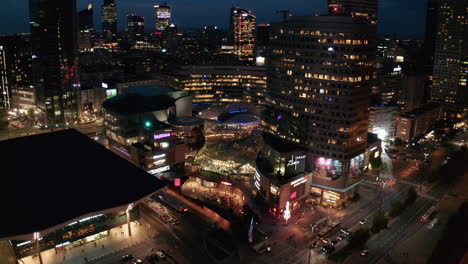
[126,203,134,237]
[35,239,43,264]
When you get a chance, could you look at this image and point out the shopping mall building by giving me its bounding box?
[0,129,165,263]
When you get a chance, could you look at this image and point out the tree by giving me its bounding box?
[370,157,382,169]
[349,228,370,249]
[394,137,405,147]
[371,210,388,233]
[390,201,404,217]
[404,187,417,205]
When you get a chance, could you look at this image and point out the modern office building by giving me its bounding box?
[174,65,267,107]
[103,85,204,177]
[10,85,36,113]
[424,0,440,68]
[127,14,145,44]
[0,35,32,87]
[368,105,398,139]
[259,15,376,209]
[395,104,443,142]
[30,0,80,127]
[0,129,164,263]
[201,26,224,53]
[154,3,171,31]
[229,7,256,61]
[377,62,403,107]
[78,3,93,31]
[0,46,9,111]
[327,0,379,24]
[256,23,270,58]
[102,0,117,40]
[431,0,468,116]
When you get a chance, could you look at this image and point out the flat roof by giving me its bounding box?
[0,129,165,239]
[103,92,185,115]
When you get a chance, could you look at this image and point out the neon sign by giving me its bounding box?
[154,133,171,139]
[287,155,306,170]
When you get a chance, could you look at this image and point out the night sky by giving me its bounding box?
[0,0,426,37]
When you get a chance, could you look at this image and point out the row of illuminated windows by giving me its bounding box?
[304,73,370,82]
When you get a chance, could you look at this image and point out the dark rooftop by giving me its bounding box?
[103,92,185,115]
[400,103,441,118]
[0,129,165,239]
[263,133,306,153]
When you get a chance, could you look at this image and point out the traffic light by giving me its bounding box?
[144,121,151,128]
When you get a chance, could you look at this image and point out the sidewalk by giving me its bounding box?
[20,222,155,264]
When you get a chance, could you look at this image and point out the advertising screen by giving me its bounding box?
[349,154,365,179]
[313,157,343,181]
[157,12,171,18]
[106,88,117,99]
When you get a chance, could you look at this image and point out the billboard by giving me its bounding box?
[349,154,365,179]
[106,88,117,99]
[157,12,171,19]
[313,157,343,181]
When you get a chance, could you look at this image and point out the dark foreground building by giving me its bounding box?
[0,129,165,263]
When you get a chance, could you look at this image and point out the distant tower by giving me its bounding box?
[154,3,171,31]
[102,0,117,40]
[229,7,256,61]
[127,14,145,44]
[78,3,93,31]
[327,0,379,24]
[30,0,80,126]
[0,46,9,111]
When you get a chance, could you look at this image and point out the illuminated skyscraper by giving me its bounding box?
[78,3,93,51]
[0,46,9,111]
[154,3,171,31]
[102,0,117,40]
[431,0,468,112]
[328,0,378,24]
[259,15,376,205]
[30,0,80,126]
[127,14,145,44]
[229,7,256,61]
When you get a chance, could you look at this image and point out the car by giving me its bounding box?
[311,241,318,248]
[156,250,166,258]
[361,249,369,256]
[266,245,272,253]
[132,260,143,264]
[122,254,134,262]
[340,228,350,235]
[322,238,331,244]
[359,219,366,225]
[337,235,344,241]
[330,239,338,245]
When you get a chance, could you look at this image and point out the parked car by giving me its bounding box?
[311,241,318,248]
[122,254,133,262]
[359,219,366,225]
[361,249,369,256]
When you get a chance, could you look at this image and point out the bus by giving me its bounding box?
[421,206,437,223]
[316,222,341,240]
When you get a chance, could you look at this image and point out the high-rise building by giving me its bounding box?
[431,0,468,114]
[229,7,256,61]
[0,35,33,86]
[30,0,80,126]
[154,3,171,31]
[328,0,379,24]
[0,46,9,111]
[258,15,376,209]
[201,26,223,53]
[78,3,94,52]
[256,23,270,58]
[424,0,440,68]
[127,14,145,44]
[102,0,117,40]
[174,65,267,107]
[78,3,93,31]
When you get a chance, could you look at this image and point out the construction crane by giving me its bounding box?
[276,10,291,22]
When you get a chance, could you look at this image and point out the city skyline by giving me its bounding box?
[1,0,426,37]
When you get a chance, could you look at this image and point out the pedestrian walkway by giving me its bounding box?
[20,222,154,264]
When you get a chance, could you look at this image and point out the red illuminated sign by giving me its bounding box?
[290,191,297,199]
[174,178,181,187]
